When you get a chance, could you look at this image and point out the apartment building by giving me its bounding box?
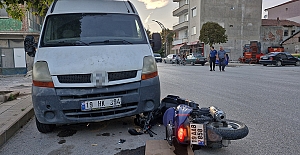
[0,8,41,75]
[172,0,262,60]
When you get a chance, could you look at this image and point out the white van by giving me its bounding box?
[24,0,161,133]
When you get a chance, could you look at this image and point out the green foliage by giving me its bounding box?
[199,22,228,47]
[146,29,151,39]
[0,0,53,20]
[7,94,16,101]
[161,28,174,44]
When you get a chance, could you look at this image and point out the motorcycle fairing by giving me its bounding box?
[163,107,175,126]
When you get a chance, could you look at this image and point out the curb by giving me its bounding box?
[0,95,34,147]
[0,91,20,103]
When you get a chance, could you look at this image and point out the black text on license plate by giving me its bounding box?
[190,123,206,146]
[81,98,121,111]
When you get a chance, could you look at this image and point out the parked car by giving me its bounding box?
[259,52,300,66]
[154,53,162,62]
[163,54,177,64]
[185,55,207,66]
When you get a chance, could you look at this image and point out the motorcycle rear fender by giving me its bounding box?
[163,107,175,127]
[176,104,193,126]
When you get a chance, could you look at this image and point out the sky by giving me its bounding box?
[128,0,291,33]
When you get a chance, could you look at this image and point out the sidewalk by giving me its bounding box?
[0,75,33,147]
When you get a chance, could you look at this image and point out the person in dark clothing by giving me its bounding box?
[217,46,227,72]
[209,46,217,71]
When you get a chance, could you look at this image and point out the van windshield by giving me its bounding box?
[41,13,148,47]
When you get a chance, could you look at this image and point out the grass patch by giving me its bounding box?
[7,94,17,101]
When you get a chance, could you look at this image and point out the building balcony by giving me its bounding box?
[172,37,188,45]
[173,21,189,31]
[173,4,188,16]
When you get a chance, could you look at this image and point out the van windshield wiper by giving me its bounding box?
[89,39,132,45]
[57,40,89,46]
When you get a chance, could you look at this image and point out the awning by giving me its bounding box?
[187,40,199,45]
[171,44,184,50]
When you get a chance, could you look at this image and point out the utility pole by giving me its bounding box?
[152,20,167,57]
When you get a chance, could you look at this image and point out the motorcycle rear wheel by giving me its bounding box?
[207,119,249,140]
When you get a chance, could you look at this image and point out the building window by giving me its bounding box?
[192,26,196,35]
[184,30,188,38]
[284,30,288,36]
[185,0,189,4]
[192,7,196,17]
[298,37,300,42]
[185,14,188,22]
[229,25,233,27]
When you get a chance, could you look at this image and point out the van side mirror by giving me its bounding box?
[24,35,36,57]
[151,33,161,52]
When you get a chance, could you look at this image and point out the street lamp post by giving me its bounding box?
[152,20,167,57]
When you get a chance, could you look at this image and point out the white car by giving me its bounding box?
[164,54,177,64]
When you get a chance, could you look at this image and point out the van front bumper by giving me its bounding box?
[32,76,160,124]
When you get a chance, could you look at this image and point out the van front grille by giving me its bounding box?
[57,74,91,83]
[59,89,138,100]
[108,70,137,81]
[63,102,138,118]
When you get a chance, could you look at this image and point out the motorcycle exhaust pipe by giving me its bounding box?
[209,106,226,121]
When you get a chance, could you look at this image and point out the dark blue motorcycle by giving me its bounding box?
[161,95,248,150]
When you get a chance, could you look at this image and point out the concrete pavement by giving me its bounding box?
[0,75,32,147]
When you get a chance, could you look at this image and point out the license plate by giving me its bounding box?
[81,97,121,111]
[190,123,206,146]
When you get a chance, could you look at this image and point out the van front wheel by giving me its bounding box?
[35,117,55,133]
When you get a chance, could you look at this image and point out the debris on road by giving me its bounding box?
[118,139,126,144]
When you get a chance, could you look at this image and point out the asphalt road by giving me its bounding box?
[0,63,300,155]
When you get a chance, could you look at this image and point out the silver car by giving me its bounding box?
[164,54,177,64]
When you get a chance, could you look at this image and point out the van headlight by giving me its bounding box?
[141,56,158,80]
[32,61,54,88]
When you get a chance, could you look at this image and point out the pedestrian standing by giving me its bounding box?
[217,46,227,72]
[209,46,217,71]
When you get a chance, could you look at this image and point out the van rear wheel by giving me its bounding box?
[35,117,55,133]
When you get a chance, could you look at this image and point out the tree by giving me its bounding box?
[146,29,151,40]
[160,28,174,57]
[0,0,53,20]
[199,22,228,47]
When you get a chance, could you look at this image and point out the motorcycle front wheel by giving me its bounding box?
[207,119,249,140]
[165,122,174,146]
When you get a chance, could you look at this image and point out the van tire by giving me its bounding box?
[35,117,55,133]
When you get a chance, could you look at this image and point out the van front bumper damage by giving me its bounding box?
[32,76,160,125]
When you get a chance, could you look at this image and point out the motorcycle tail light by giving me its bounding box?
[177,125,187,142]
